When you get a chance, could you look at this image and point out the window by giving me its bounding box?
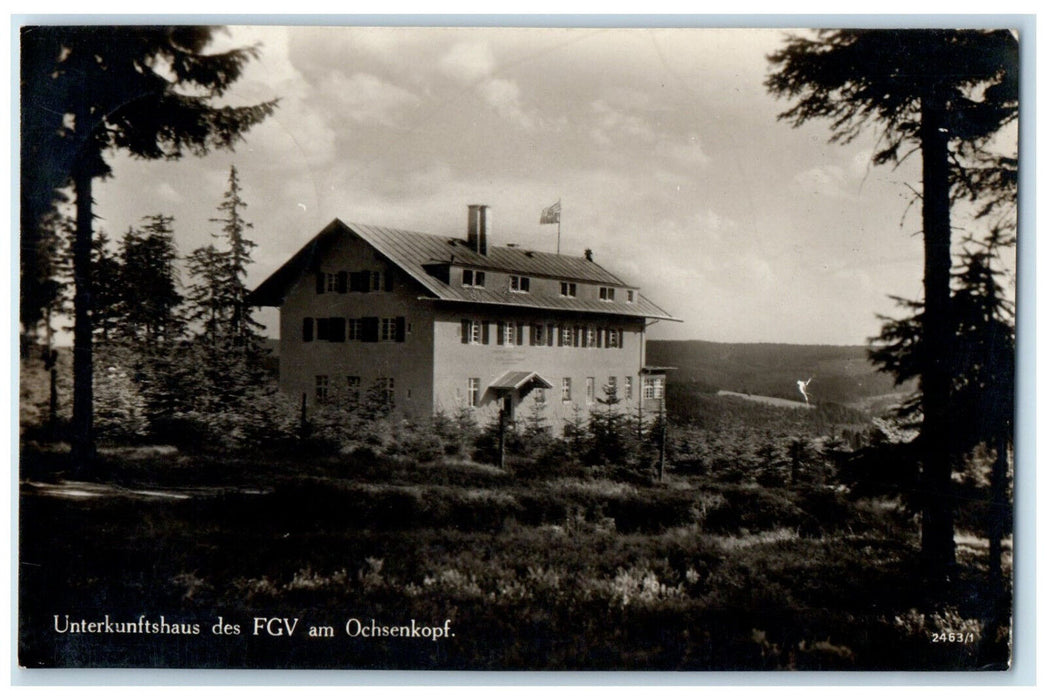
[462,269,486,287]
[627,290,635,303]
[381,318,395,341]
[624,376,633,400]
[349,318,363,340]
[326,273,338,292]
[643,376,665,400]
[561,377,572,403]
[559,281,577,297]
[530,323,543,346]
[371,271,383,291]
[510,275,531,293]
[586,377,595,403]
[462,319,482,344]
[376,377,395,404]
[586,327,598,348]
[599,286,615,301]
[534,388,546,404]
[606,327,619,349]
[501,321,515,346]
[607,376,617,399]
[346,376,361,402]
[560,325,573,347]
[468,378,480,407]
[315,375,329,404]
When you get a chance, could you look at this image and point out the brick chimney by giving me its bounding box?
[467,204,489,256]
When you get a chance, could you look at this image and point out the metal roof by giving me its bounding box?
[249,218,678,321]
[488,371,554,392]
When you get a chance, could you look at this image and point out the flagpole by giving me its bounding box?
[557,198,561,255]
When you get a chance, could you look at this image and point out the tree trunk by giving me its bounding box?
[70,161,96,472]
[919,87,956,581]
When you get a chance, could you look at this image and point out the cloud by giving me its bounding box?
[793,165,856,199]
[655,133,711,168]
[318,72,421,126]
[439,41,496,82]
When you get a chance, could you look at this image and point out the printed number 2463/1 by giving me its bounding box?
[931,632,976,644]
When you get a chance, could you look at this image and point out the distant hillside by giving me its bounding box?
[647,339,913,407]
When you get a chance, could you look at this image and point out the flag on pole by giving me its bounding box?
[540,200,561,225]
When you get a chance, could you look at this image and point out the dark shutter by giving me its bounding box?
[496,321,505,346]
[395,317,406,342]
[557,325,564,346]
[362,316,380,342]
[315,272,325,294]
[385,269,394,292]
[482,322,490,345]
[329,317,346,342]
[597,328,603,348]
[336,271,348,293]
[517,322,524,344]
[618,328,625,349]
[530,323,539,346]
[350,271,368,293]
[581,327,588,348]
[547,324,555,347]
[461,320,470,344]
[303,317,314,342]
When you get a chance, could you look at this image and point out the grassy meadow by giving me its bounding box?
[19,435,1010,670]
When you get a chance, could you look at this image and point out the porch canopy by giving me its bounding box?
[487,371,554,396]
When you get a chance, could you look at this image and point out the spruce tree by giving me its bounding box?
[768,29,1018,579]
[21,26,276,468]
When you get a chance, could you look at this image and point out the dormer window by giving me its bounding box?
[510,275,531,293]
[462,269,486,287]
[560,282,577,297]
[599,286,616,301]
[627,290,635,303]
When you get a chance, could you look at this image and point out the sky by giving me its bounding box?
[88,24,1017,345]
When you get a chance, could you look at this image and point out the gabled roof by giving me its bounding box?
[249,218,678,321]
[488,371,554,392]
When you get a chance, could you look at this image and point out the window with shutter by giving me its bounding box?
[316,318,331,341]
[362,317,379,342]
[350,271,369,292]
[329,317,346,342]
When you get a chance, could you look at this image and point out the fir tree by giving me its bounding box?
[21,26,277,468]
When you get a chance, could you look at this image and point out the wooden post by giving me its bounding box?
[498,397,507,470]
[658,396,666,482]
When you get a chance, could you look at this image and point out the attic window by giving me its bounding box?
[510,275,530,293]
[560,282,577,297]
[599,287,615,301]
[463,269,486,287]
[627,290,635,303]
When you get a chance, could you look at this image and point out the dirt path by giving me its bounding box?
[21,480,269,501]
